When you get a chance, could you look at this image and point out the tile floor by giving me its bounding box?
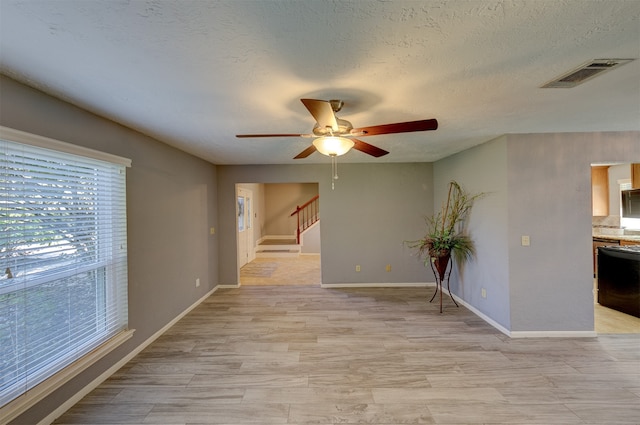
[52,279,640,424]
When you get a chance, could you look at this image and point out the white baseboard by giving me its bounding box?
[38,287,218,425]
[509,330,597,338]
[449,293,512,336]
[321,282,433,288]
[450,293,596,338]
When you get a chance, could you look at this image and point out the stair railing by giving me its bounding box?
[290,195,320,244]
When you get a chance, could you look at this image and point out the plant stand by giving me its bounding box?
[429,255,459,313]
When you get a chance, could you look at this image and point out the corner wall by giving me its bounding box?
[434,136,511,330]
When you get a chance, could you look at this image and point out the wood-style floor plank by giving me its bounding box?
[53,285,640,425]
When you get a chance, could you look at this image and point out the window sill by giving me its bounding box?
[1,328,135,424]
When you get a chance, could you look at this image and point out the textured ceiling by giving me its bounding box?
[1,0,639,164]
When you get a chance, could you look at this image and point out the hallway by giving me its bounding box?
[240,255,321,286]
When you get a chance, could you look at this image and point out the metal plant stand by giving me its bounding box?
[429,255,459,313]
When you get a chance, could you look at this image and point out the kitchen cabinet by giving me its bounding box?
[591,166,609,216]
[621,240,640,246]
[632,163,640,189]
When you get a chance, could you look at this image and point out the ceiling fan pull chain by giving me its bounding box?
[331,154,338,190]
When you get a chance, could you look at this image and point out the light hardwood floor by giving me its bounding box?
[53,269,640,424]
[240,255,321,286]
[239,256,639,334]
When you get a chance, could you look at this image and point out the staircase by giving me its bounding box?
[291,195,320,244]
[255,195,320,258]
[255,237,301,258]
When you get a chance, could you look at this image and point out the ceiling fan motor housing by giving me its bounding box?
[312,118,353,136]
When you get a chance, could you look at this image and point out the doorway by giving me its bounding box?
[236,182,321,286]
[236,187,254,268]
[590,163,640,333]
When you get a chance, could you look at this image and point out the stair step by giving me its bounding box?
[256,238,301,258]
[260,238,297,245]
[255,249,300,258]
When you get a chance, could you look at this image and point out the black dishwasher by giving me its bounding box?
[597,245,640,318]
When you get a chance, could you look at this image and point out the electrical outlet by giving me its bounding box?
[386,264,391,272]
[521,235,530,246]
[210,227,216,235]
[195,278,200,288]
[355,265,361,272]
[481,288,487,298]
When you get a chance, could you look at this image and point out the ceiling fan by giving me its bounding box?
[236,98,438,159]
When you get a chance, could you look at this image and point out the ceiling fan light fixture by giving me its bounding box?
[312,136,354,156]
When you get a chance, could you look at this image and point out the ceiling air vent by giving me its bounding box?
[541,59,634,88]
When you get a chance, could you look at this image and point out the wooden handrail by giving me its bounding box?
[290,195,320,244]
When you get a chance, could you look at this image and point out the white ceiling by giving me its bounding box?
[1,0,639,165]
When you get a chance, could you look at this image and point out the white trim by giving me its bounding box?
[1,329,135,424]
[450,294,512,336]
[34,287,217,425]
[0,125,132,167]
[509,330,597,338]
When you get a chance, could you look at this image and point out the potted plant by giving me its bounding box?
[407,181,484,311]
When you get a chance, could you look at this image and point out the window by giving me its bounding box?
[237,196,245,232]
[0,127,130,409]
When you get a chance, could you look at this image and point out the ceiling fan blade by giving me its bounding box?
[351,138,389,157]
[300,99,338,131]
[294,144,317,159]
[352,118,438,137]
[236,133,309,138]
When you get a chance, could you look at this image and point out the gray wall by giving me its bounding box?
[506,132,640,332]
[434,136,511,329]
[434,131,640,333]
[217,162,435,285]
[1,75,219,425]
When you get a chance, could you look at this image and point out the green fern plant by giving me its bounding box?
[407,181,484,266]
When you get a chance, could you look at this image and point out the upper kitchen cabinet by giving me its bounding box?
[632,163,640,189]
[592,166,610,216]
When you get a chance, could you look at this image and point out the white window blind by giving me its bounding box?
[0,131,130,408]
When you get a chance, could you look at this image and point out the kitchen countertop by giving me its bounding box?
[592,233,640,243]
